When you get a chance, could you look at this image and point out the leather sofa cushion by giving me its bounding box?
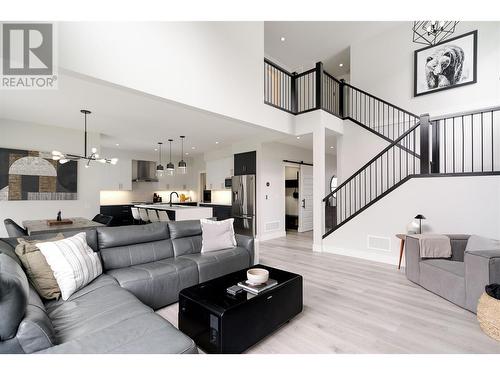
[45,275,151,343]
[97,222,169,249]
[168,220,201,240]
[107,257,199,309]
[180,246,250,283]
[100,239,174,270]
[15,287,56,353]
[38,312,197,354]
[0,253,29,340]
[172,235,202,257]
[420,259,465,307]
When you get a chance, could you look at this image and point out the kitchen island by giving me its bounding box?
[134,204,213,221]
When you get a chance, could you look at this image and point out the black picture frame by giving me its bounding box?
[413,30,477,97]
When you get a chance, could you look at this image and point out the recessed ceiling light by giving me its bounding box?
[339,63,343,67]
[296,136,301,139]
[154,148,158,151]
[330,146,334,149]
[191,146,196,150]
[185,152,189,155]
[215,141,219,144]
[280,37,286,42]
[116,143,120,147]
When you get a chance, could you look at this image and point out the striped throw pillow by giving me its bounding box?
[36,232,102,300]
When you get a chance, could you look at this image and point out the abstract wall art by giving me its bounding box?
[0,148,77,201]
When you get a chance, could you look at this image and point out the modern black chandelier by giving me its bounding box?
[52,110,118,168]
[412,21,460,46]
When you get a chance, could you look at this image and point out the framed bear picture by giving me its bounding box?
[414,30,477,97]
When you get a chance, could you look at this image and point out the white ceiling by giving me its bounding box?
[277,130,338,155]
[265,21,404,76]
[0,71,284,157]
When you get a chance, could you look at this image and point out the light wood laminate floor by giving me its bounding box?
[157,231,500,353]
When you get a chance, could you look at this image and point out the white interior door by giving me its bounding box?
[298,164,313,232]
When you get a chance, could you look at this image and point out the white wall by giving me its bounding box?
[350,21,500,117]
[259,142,313,240]
[0,119,101,237]
[58,22,294,135]
[336,119,388,184]
[323,175,500,265]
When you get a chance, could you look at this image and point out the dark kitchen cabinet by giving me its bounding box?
[100,205,134,227]
[200,204,232,221]
[234,151,256,176]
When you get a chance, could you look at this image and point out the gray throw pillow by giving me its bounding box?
[465,235,500,253]
[200,218,237,253]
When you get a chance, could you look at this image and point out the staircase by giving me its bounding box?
[264,59,500,239]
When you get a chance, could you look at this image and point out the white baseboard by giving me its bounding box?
[258,230,286,241]
[322,244,398,266]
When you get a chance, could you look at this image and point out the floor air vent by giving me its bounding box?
[265,221,280,232]
[367,235,391,252]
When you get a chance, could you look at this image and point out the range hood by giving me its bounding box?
[132,160,159,182]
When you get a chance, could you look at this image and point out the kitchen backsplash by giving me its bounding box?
[100,189,196,205]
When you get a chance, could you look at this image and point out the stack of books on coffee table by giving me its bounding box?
[237,279,278,294]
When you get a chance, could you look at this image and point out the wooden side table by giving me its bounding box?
[396,234,406,269]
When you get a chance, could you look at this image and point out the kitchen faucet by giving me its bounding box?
[169,191,179,207]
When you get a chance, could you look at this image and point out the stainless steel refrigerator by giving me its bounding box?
[231,174,255,237]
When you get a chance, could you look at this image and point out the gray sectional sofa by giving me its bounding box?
[405,234,500,313]
[0,220,254,354]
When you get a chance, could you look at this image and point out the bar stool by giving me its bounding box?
[138,208,150,223]
[147,209,160,222]
[131,207,141,224]
[157,210,170,222]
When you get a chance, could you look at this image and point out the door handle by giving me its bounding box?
[302,199,305,208]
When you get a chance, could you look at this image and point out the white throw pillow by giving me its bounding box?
[36,232,102,300]
[200,218,237,253]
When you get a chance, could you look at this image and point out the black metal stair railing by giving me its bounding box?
[344,83,419,143]
[264,58,421,154]
[428,106,500,175]
[323,122,421,237]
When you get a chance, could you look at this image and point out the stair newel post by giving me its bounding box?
[291,72,298,114]
[420,113,431,175]
[315,61,323,110]
[339,79,345,118]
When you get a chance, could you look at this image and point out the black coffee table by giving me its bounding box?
[178,265,303,354]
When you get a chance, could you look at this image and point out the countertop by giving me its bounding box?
[135,204,213,221]
[134,204,209,211]
[199,202,232,207]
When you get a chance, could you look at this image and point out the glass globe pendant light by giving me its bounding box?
[178,136,187,174]
[166,139,175,176]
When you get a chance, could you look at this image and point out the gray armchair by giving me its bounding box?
[405,234,500,313]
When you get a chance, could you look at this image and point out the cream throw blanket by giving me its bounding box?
[410,234,452,258]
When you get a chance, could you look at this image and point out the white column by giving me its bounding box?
[312,121,326,252]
